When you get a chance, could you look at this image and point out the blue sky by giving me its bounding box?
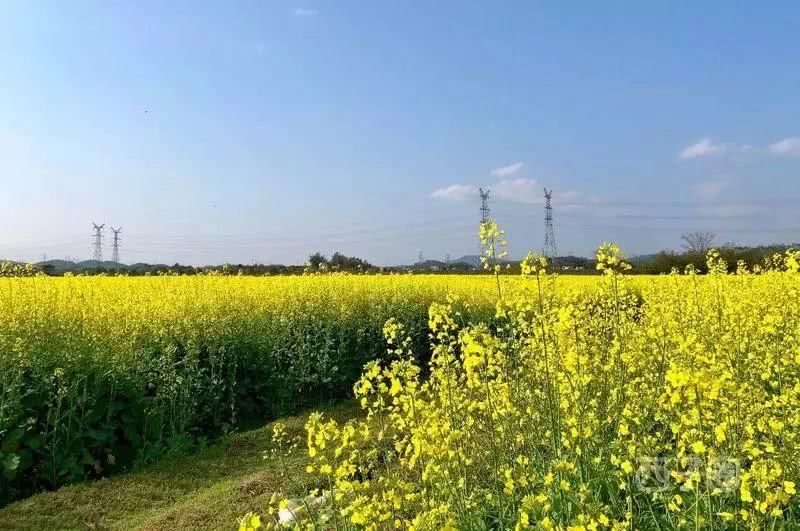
[1,1,798,265]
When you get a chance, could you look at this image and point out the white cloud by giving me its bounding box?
[558,190,594,212]
[490,162,523,177]
[694,180,728,200]
[768,137,800,156]
[679,138,726,160]
[294,8,319,16]
[429,184,478,201]
[493,178,540,204]
[429,179,539,204]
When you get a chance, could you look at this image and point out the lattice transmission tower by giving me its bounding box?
[110,227,122,266]
[478,187,492,262]
[543,188,558,262]
[91,223,105,262]
[479,187,491,224]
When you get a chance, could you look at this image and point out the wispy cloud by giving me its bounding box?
[615,208,756,220]
[677,137,800,160]
[493,178,540,204]
[694,180,728,200]
[490,162,523,177]
[429,178,594,211]
[294,8,319,16]
[708,203,760,218]
[679,138,726,160]
[429,184,478,201]
[429,179,540,204]
[768,137,800,157]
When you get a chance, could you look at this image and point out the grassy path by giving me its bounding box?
[0,403,357,531]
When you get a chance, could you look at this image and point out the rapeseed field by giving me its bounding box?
[246,247,800,530]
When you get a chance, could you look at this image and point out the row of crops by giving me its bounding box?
[0,274,506,504]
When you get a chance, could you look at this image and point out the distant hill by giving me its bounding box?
[31,260,171,274]
[34,259,122,273]
[452,255,481,268]
[396,254,522,272]
[37,259,76,270]
[451,255,517,268]
[414,260,447,269]
[75,260,123,269]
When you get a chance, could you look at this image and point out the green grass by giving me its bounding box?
[0,402,358,531]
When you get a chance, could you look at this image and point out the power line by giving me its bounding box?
[91,222,105,262]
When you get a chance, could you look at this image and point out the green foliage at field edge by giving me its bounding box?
[0,402,358,531]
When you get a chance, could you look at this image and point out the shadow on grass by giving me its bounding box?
[0,401,359,531]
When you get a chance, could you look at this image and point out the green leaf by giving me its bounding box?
[1,428,25,452]
[26,434,43,451]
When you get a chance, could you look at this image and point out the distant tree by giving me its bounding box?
[681,231,716,255]
[308,252,328,269]
[328,252,373,271]
[328,252,348,269]
[644,250,693,274]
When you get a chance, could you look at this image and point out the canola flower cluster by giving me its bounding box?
[0,273,499,504]
[246,245,800,530]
